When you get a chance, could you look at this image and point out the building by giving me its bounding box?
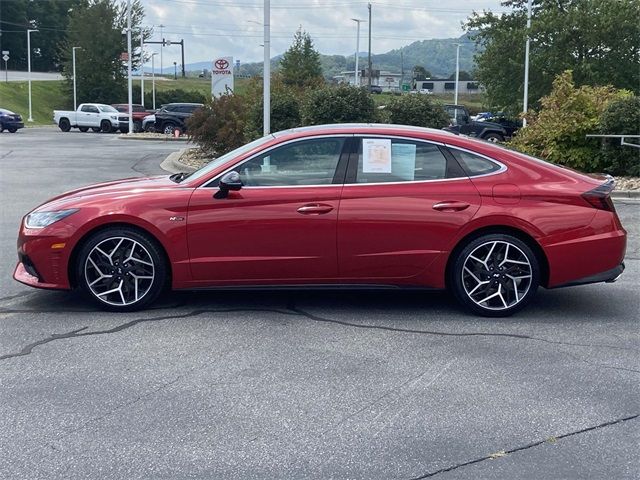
[415,79,484,95]
[334,69,404,92]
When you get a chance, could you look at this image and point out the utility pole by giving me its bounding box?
[263,0,270,135]
[454,43,460,105]
[126,0,133,134]
[27,29,38,122]
[72,46,81,110]
[140,30,144,107]
[151,52,157,110]
[522,0,532,127]
[159,24,164,76]
[351,19,365,87]
[367,3,372,90]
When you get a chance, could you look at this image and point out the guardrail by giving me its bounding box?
[586,134,640,149]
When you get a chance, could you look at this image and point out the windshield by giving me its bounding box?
[99,105,118,113]
[185,135,276,183]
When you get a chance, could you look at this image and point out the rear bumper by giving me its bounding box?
[551,262,624,289]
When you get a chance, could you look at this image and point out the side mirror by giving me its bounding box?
[214,171,243,199]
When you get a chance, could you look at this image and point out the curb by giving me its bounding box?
[118,134,190,142]
[160,149,198,174]
[612,191,640,200]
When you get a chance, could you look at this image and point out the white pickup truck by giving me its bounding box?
[53,103,128,133]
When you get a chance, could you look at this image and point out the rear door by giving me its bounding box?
[337,136,481,281]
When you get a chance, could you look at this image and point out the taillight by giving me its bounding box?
[582,177,615,211]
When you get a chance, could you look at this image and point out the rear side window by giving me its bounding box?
[354,139,452,184]
[451,149,502,176]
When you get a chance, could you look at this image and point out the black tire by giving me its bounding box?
[8,127,18,133]
[59,118,71,132]
[119,127,129,134]
[75,227,168,312]
[91,127,101,133]
[144,124,156,133]
[162,122,177,135]
[100,120,113,133]
[133,121,142,133]
[450,233,539,317]
[79,126,89,132]
[482,132,504,143]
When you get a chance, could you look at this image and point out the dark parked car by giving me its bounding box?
[112,104,152,133]
[154,103,203,135]
[0,108,25,133]
[369,85,383,94]
[444,104,510,143]
[480,113,522,138]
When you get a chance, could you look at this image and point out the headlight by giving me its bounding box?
[111,115,118,120]
[25,209,79,229]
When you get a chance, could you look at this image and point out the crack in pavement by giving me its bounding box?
[409,414,639,479]
[0,307,298,361]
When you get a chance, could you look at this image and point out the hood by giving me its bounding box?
[34,175,180,211]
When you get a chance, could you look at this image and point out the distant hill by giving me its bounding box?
[164,33,478,79]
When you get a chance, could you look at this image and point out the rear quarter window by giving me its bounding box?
[450,149,503,176]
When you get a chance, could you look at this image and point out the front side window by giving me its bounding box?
[354,138,450,184]
[227,138,345,187]
[81,105,99,113]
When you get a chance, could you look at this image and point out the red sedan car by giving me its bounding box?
[14,124,626,316]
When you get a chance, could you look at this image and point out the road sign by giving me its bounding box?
[1,50,9,55]
[2,55,9,62]
[211,56,234,98]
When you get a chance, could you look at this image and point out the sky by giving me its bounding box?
[139,0,505,70]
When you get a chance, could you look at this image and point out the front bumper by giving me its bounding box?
[2,120,25,130]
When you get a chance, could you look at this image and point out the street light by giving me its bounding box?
[27,28,38,122]
[263,0,270,135]
[72,46,82,110]
[453,43,461,105]
[523,0,532,127]
[150,52,158,110]
[140,29,145,107]
[126,0,133,134]
[351,19,365,86]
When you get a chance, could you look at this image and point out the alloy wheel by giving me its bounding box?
[84,236,155,306]
[461,240,533,311]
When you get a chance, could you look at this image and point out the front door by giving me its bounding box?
[337,136,481,281]
[187,136,350,284]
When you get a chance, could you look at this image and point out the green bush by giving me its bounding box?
[301,85,377,125]
[598,97,640,176]
[386,94,450,129]
[245,89,302,139]
[186,94,247,156]
[510,71,631,173]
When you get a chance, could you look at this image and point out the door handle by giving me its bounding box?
[297,203,334,215]
[432,201,470,212]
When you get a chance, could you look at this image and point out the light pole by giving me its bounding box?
[523,0,532,127]
[351,18,365,86]
[159,24,164,76]
[454,43,461,105]
[27,28,38,122]
[72,46,81,110]
[150,52,158,110]
[263,0,270,135]
[367,3,372,90]
[126,0,133,134]
[140,29,144,107]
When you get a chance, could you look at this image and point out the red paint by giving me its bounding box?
[14,125,627,294]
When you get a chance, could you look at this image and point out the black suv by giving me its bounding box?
[154,103,203,135]
[443,104,510,143]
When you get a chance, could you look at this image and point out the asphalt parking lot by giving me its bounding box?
[0,128,638,479]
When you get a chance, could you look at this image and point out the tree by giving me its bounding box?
[279,28,323,87]
[448,70,472,80]
[467,0,640,113]
[301,85,377,125]
[386,95,449,129]
[412,65,432,81]
[59,0,148,105]
[0,0,84,71]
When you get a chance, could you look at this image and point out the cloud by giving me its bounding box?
[139,0,504,69]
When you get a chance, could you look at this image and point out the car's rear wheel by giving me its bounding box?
[451,234,539,317]
[58,118,71,132]
[483,133,504,143]
[162,122,178,135]
[76,228,167,311]
[100,120,113,133]
[79,126,89,132]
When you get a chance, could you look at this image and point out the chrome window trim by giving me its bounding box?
[201,134,353,189]
[445,144,508,178]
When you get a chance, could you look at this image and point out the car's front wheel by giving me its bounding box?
[100,120,113,133]
[76,228,168,311]
[451,234,539,317]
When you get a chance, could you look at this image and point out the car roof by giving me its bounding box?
[272,123,458,140]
